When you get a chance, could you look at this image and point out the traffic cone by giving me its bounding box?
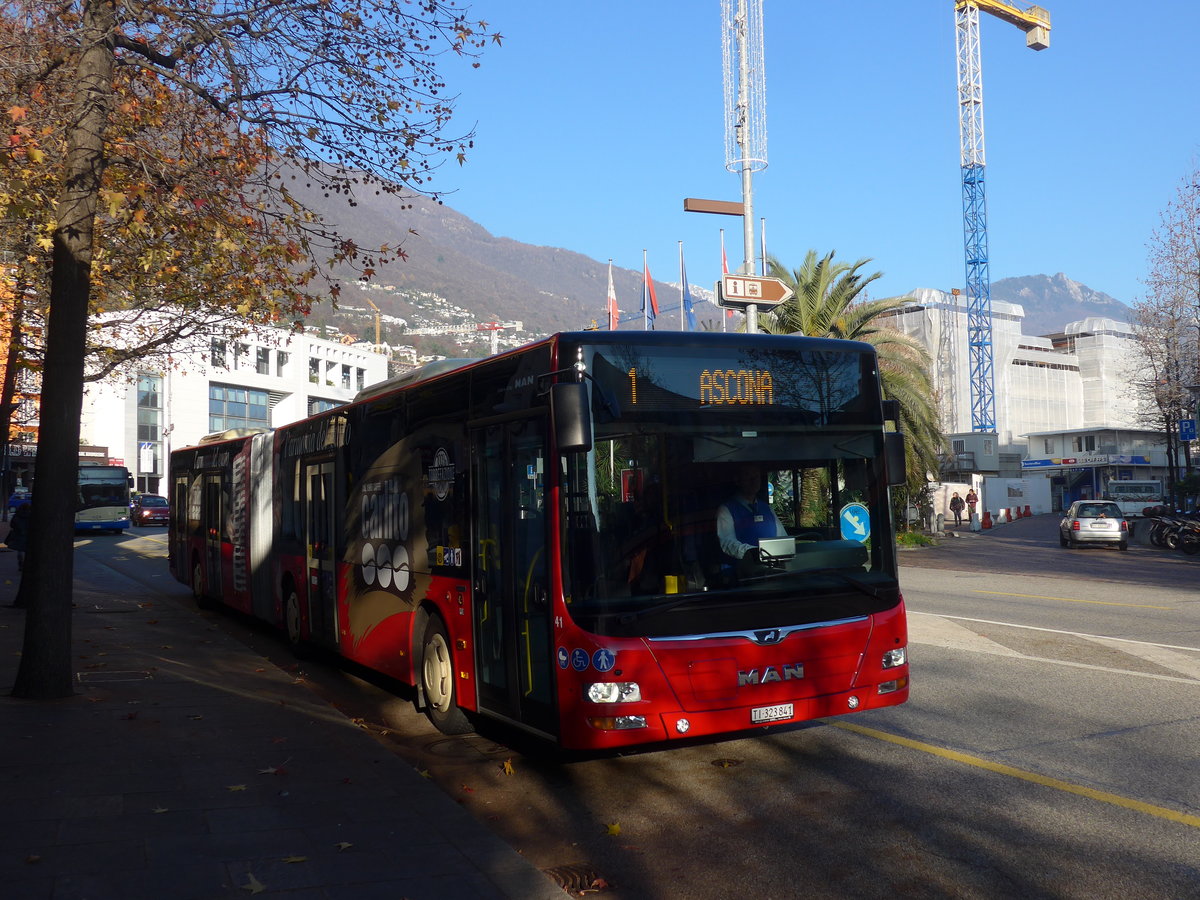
[1024,505,1032,517]
[1015,506,1023,519]
[982,510,992,529]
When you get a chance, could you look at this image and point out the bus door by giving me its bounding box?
[471,418,556,735]
[170,473,189,579]
[202,472,223,597]
[302,458,339,647]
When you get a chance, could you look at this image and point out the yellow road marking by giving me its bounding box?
[971,590,1172,610]
[832,720,1200,828]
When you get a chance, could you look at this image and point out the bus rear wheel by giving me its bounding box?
[283,583,310,658]
[421,616,472,735]
[191,558,213,609]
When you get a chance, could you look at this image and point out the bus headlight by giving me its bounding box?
[882,647,907,669]
[585,682,642,704]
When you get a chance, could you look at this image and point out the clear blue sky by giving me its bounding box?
[431,0,1200,311]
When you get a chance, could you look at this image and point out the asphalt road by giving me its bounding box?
[78,521,1200,899]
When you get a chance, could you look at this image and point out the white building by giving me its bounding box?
[881,289,1171,513]
[881,290,1148,451]
[81,323,388,493]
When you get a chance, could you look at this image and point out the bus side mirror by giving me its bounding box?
[885,431,906,486]
[552,382,593,454]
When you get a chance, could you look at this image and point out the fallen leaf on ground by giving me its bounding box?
[152,807,169,814]
[281,855,307,864]
[605,823,621,836]
[501,759,515,776]
[334,842,353,852]
[240,873,266,894]
[227,784,247,792]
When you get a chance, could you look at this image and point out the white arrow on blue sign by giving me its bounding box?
[839,503,871,543]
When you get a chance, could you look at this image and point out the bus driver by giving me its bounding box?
[717,464,787,569]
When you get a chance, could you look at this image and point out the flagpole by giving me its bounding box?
[642,249,648,331]
[678,241,685,332]
[606,259,618,331]
[760,218,767,275]
[720,229,728,333]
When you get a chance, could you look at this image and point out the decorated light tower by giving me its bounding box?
[722,0,767,331]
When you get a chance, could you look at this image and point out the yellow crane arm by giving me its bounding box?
[363,298,382,347]
[957,0,1051,49]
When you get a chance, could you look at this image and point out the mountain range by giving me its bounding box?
[295,178,1131,341]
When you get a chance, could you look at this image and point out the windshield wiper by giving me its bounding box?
[796,567,888,601]
[594,568,892,626]
[593,592,709,625]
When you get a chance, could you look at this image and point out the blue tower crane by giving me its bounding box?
[955,1,1050,432]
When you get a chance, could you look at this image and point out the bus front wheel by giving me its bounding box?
[421,616,472,735]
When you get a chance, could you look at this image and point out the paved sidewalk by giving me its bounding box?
[0,539,566,900]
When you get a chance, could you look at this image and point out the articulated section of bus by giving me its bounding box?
[168,430,276,623]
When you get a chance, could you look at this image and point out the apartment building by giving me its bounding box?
[82,324,388,494]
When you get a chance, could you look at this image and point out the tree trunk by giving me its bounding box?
[11,0,116,700]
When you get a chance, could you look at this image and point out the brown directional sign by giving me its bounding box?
[716,274,794,309]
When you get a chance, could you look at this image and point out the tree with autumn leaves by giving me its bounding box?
[2,0,498,699]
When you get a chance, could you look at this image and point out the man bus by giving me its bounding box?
[170,331,909,750]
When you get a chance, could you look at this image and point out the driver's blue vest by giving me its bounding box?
[727,500,777,546]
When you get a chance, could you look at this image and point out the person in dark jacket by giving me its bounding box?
[949,492,966,527]
[6,499,31,570]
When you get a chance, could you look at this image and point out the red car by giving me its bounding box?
[131,494,170,527]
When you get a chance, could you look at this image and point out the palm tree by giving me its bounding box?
[757,250,944,506]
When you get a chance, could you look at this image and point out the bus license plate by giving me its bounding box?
[751,703,793,724]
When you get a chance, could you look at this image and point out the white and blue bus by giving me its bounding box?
[76,465,132,533]
[1103,479,1162,517]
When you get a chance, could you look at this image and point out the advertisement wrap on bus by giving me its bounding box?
[76,464,132,533]
[169,331,909,750]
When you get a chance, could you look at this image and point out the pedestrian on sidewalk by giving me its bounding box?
[5,499,31,571]
[949,491,965,527]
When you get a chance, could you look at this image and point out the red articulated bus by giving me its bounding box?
[169,331,909,750]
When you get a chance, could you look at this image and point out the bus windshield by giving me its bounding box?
[559,340,900,638]
[76,465,132,531]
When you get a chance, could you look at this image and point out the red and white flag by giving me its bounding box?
[606,261,619,330]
